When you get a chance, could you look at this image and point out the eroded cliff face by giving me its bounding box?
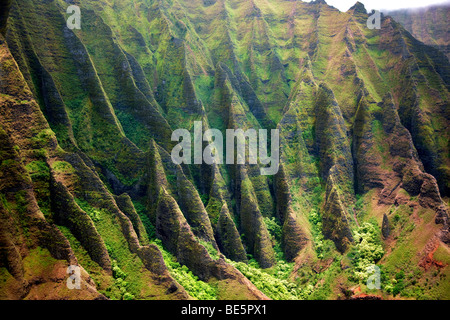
[0,30,191,300]
[386,5,450,61]
[0,0,449,300]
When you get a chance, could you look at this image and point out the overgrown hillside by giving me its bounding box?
[0,0,449,300]
[386,5,450,61]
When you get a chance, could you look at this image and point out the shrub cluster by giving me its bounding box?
[111,259,135,300]
[350,222,384,282]
[309,209,335,259]
[153,240,217,300]
[228,259,304,300]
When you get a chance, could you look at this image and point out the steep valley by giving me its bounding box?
[0,0,449,300]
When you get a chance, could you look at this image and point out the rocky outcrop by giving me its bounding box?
[238,168,275,268]
[0,33,107,299]
[176,167,217,247]
[322,177,354,253]
[147,140,170,223]
[435,206,450,245]
[51,179,111,271]
[274,165,309,261]
[381,213,390,239]
[155,188,268,298]
[114,193,148,244]
[205,164,247,262]
[155,187,217,279]
[216,203,248,262]
[352,96,385,193]
[281,207,309,261]
[77,9,173,150]
[315,84,354,193]
[315,84,355,252]
[0,114,102,300]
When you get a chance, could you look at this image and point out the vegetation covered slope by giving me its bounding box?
[0,0,449,300]
[386,4,450,61]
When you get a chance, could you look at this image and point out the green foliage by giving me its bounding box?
[30,129,55,148]
[382,269,407,297]
[22,247,59,277]
[263,216,285,260]
[194,75,214,108]
[51,161,75,174]
[354,194,364,212]
[311,184,324,207]
[25,160,51,220]
[102,159,140,187]
[110,259,135,300]
[349,222,384,283]
[57,225,110,291]
[227,258,307,300]
[133,200,156,240]
[197,238,219,260]
[166,174,176,185]
[153,239,217,300]
[25,160,50,181]
[74,198,100,222]
[114,110,149,150]
[264,217,282,242]
[0,194,9,211]
[199,193,209,206]
[73,198,162,299]
[267,259,296,282]
[308,209,335,259]
[123,292,135,300]
[112,259,128,279]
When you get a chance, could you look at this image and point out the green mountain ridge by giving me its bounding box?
[0,0,449,300]
[386,4,450,61]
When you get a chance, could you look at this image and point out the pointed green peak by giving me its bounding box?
[349,1,368,15]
